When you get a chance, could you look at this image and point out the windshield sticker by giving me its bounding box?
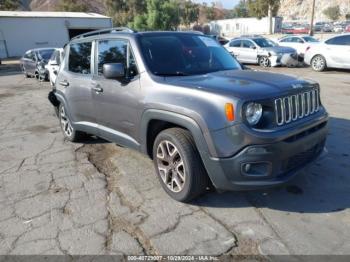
[198,36,220,47]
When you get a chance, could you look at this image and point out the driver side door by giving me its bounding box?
[239,40,258,63]
[92,38,142,149]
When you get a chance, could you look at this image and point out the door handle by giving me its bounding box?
[59,80,69,87]
[92,86,103,93]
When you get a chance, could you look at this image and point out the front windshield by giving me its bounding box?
[38,49,55,60]
[302,36,319,43]
[253,38,276,48]
[138,34,241,76]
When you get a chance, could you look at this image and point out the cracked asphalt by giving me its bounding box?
[0,65,349,256]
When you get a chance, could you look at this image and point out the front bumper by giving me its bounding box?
[203,117,328,191]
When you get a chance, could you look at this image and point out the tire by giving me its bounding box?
[258,56,271,67]
[311,55,327,72]
[152,128,210,202]
[58,104,86,142]
[22,66,30,78]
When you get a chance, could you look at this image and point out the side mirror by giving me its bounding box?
[103,63,125,79]
[250,46,256,49]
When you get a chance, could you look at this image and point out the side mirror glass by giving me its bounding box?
[103,63,125,80]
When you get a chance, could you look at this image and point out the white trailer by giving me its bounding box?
[210,17,283,37]
[0,11,112,58]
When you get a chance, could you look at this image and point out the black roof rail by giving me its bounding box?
[72,27,136,40]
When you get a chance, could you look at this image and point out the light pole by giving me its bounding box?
[309,0,316,36]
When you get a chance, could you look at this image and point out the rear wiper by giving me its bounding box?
[154,71,190,76]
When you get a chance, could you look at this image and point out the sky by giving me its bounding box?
[193,0,239,9]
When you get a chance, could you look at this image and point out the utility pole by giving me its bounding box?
[309,0,316,36]
[268,3,273,34]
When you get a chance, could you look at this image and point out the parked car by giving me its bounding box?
[45,48,64,86]
[49,28,328,202]
[304,33,350,71]
[346,24,350,32]
[278,35,319,59]
[224,36,297,67]
[20,48,56,79]
[208,34,229,45]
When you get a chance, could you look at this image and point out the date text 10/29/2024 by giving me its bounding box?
[127,255,219,261]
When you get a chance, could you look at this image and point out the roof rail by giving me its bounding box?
[72,27,136,40]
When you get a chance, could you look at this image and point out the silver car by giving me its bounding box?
[224,36,297,67]
[304,33,350,71]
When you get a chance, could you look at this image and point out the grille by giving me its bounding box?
[274,89,320,126]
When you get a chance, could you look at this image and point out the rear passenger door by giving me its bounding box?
[57,41,96,124]
[92,38,141,148]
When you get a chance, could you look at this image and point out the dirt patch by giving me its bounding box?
[26,125,51,133]
[0,93,15,99]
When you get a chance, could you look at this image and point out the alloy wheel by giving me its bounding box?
[312,56,325,71]
[60,106,73,138]
[259,56,270,67]
[156,140,186,193]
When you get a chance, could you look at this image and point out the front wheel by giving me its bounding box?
[311,55,326,72]
[258,56,271,67]
[153,128,210,202]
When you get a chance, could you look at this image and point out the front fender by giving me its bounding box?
[139,109,216,157]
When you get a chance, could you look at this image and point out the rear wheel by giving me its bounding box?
[58,104,85,142]
[153,128,210,202]
[311,55,326,72]
[258,56,271,67]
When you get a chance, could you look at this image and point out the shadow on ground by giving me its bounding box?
[193,117,350,214]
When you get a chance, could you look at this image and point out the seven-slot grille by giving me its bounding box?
[274,89,320,126]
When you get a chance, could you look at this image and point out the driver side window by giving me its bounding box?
[230,40,241,47]
[97,39,138,78]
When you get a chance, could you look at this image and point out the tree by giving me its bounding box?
[130,0,181,31]
[180,1,199,28]
[0,0,20,10]
[323,6,341,21]
[247,0,280,34]
[229,0,249,18]
[56,0,89,12]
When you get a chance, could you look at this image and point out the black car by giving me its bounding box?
[20,48,56,80]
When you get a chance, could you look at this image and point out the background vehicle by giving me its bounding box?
[46,48,64,86]
[49,29,328,202]
[20,48,55,79]
[224,36,297,67]
[304,33,350,71]
[278,35,319,59]
[346,25,350,33]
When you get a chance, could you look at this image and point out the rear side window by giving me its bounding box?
[326,36,350,46]
[230,40,241,47]
[69,42,92,74]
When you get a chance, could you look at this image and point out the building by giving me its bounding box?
[209,17,283,37]
[0,11,112,58]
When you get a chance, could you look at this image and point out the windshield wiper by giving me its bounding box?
[154,71,190,76]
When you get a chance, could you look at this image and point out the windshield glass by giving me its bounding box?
[138,34,241,76]
[252,38,276,48]
[37,49,55,60]
[302,36,319,43]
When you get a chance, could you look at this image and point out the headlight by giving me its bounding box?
[245,102,263,126]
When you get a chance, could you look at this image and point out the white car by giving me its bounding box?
[45,48,64,86]
[224,36,297,67]
[304,33,350,71]
[278,35,319,58]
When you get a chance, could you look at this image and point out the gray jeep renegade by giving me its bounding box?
[49,28,328,202]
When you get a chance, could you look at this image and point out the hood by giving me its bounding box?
[164,69,316,100]
[261,46,296,54]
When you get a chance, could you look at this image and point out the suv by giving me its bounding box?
[49,28,328,202]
